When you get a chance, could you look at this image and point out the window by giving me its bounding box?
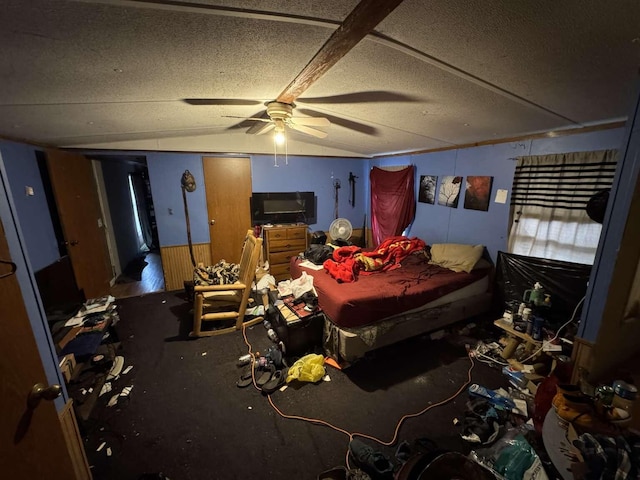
[508,150,617,264]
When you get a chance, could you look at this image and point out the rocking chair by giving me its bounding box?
[190,230,265,337]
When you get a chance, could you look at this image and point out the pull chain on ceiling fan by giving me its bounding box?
[183,0,409,142]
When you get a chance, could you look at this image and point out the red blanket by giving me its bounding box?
[323,236,426,283]
[292,254,490,328]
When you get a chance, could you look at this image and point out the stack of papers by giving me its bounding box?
[65,295,116,327]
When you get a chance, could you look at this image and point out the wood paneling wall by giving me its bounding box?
[160,243,211,291]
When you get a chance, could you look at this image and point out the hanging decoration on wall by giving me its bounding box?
[181,169,198,267]
[438,176,462,208]
[418,175,437,204]
[333,178,341,219]
[348,172,358,208]
[463,176,494,211]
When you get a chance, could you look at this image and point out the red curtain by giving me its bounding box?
[370,166,416,246]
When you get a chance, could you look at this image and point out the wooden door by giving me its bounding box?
[0,218,78,479]
[46,149,112,299]
[202,157,252,264]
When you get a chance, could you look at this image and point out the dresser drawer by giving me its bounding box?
[286,228,307,240]
[270,250,300,265]
[266,226,306,240]
[270,263,290,279]
[269,238,306,253]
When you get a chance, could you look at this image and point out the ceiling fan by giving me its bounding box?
[183,0,409,141]
[226,101,331,140]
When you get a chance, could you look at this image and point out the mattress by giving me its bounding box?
[290,254,491,328]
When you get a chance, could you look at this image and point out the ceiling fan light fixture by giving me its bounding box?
[274,124,286,145]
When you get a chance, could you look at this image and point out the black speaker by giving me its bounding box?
[311,230,327,245]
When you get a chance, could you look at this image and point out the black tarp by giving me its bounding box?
[494,251,592,329]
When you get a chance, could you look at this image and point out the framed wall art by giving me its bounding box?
[464,176,493,211]
[418,175,437,204]
[438,176,463,207]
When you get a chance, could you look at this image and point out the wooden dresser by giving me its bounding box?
[263,224,308,282]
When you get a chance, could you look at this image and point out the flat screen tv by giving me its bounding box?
[251,191,316,225]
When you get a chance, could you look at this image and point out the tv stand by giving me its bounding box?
[263,224,308,282]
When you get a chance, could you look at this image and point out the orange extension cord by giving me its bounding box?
[241,324,476,470]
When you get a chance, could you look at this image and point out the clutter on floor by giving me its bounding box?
[50,295,132,422]
[78,284,639,480]
[253,277,640,480]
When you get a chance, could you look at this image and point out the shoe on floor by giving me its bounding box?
[346,469,372,480]
[256,364,275,387]
[261,368,288,394]
[552,384,584,411]
[236,366,253,388]
[555,394,625,435]
[348,439,394,479]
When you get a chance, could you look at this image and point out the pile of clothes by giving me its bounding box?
[323,236,426,283]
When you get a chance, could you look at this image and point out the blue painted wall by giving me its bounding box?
[579,114,640,342]
[0,141,60,271]
[251,155,368,232]
[0,152,67,411]
[100,160,142,268]
[372,129,625,263]
[146,153,209,247]
[2,130,625,268]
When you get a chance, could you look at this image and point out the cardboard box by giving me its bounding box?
[57,325,82,350]
[58,353,76,382]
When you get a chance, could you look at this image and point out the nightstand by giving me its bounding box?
[267,290,324,356]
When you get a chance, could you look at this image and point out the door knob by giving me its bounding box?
[70,240,79,246]
[28,383,62,409]
[209,219,215,225]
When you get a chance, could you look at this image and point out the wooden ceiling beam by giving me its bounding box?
[276,0,405,105]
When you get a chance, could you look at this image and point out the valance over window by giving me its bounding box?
[508,150,618,264]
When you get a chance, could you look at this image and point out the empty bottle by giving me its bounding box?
[237,353,254,367]
[267,328,279,342]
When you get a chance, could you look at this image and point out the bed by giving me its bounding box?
[289,242,494,364]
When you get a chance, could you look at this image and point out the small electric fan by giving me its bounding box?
[329,218,353,246]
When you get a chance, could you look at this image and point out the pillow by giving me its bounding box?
[429,243,484,273]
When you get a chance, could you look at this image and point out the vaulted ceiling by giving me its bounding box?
[1,0,639,158]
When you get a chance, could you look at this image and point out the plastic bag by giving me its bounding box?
[277,271,316,299]
[470,426,548,480]
[286,354,325,383]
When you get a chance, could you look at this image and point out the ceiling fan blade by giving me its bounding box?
[275,0,405,104]
[288,123,328,139]
[225,110,269,131]
[183,98,262,106]
[298,108,379,136]
[299,91,422,104]
[223,115,271,122]
[289,117,330,127]
[248,121,275,135]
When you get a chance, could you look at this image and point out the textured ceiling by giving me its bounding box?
[0,0,638,158]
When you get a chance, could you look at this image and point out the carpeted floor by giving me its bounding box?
[81,290,509,480]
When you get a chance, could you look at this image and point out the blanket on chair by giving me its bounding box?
[194,260,239,286]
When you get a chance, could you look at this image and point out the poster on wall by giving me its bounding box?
[418,175,438,204]
[438,176,463,207]
[464,176,494,211]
